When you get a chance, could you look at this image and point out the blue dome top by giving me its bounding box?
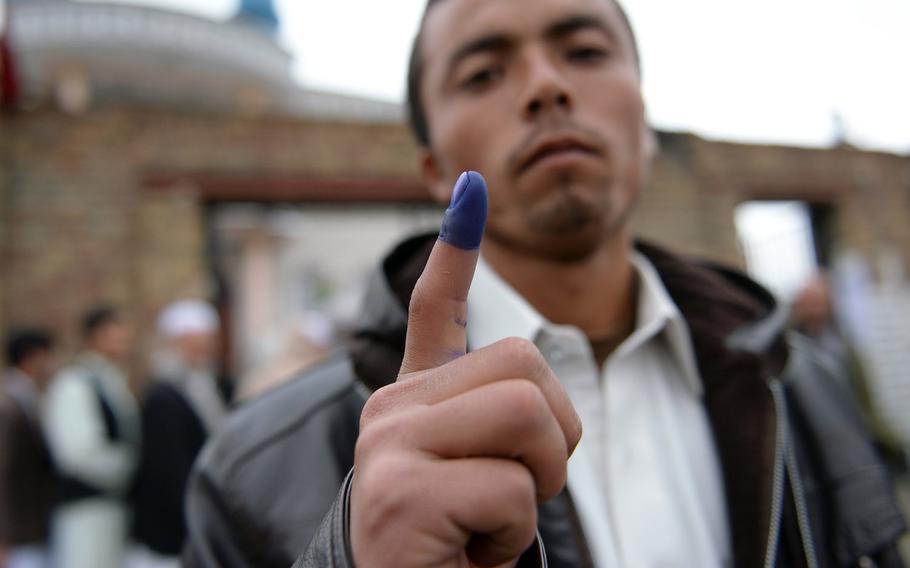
[238,0,279,33]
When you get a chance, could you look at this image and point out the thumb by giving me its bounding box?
[399,171,488,375]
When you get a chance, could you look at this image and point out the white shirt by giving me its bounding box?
[467,253,731,567]
[43,352,140,495]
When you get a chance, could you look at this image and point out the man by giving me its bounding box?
[44,305,141,568]
[0,329,57,568]
[132,300,231,567]
[790,273,857,395]
[791,274,906,469]
[184,0,907,566]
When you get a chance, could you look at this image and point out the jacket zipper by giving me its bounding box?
[763,381,788,568]
[536,531,548,567]
[767,380,819,568]
[786,432,819,568]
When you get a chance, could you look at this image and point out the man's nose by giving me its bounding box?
[522,55,573,120]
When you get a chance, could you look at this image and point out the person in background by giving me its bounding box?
[0,329,57,568]
[131,300,230,568]
[791,273,846,366]
[239,310,336,401]
[44,304,140,568]
[791,272,907,469]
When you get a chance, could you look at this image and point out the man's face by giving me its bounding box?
[22,348,56,388]
[93,320,133,363]
[419,0,653,261]
[173,331,219,370]
[792,278,832,336]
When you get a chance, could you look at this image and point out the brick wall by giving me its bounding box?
[0,106,422,372]
[2,106,908,375]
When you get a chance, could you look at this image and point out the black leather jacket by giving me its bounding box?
[184,235,906,568]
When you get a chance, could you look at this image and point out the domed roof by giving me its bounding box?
[8,0,294,113]
[6,0,402,121]
[237,0,280,35]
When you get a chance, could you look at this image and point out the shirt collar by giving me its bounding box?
[627,252,703,396]
[467,252,703,396]
[467,255,544,349]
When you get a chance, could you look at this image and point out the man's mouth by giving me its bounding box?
[518,135,602,174]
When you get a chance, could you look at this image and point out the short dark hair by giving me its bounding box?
[6,329,54,367]
[406,0,640,147]
[82,304,121,339]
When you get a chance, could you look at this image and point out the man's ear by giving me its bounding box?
[420,149,452,206]
[643,124,659,164]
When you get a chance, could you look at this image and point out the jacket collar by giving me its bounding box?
[348,233,431,393]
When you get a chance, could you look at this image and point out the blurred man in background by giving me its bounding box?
[132,299,230,568]
[791,273,844,361]
[0,329,57,568]
[44,304,140,568]
[239,310,336,401]
[792,273,907,469]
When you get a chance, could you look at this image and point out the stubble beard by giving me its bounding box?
[487,174,631,264]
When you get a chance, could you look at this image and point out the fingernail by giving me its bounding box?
[439,171,487,250]
[450,171,469,207]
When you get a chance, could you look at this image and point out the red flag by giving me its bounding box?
[0,2,20,111]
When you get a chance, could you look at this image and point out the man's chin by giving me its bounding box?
[486,186,628,262]
[532,231,604,263]
[486,224,604,264]
[530,195,609,260]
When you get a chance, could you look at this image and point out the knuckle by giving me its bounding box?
[500,464,538,523]
[515,506,539,547]
[537,459,568,502]
[360,383,398,428]
[502,380,549,428]
[406,281,435,323]
[568,409,583,450]
[501,337,547,374]
[356,408,416,461]
[355,453,421,532]
[500,336,538,359]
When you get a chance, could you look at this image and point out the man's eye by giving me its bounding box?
[460,66,502,90]
[567,46,608,63]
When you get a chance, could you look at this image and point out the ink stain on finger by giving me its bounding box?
[439,171,488,251]
[447,349,467,361]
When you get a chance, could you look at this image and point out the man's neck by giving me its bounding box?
[85,347,119,367]
[481,232,637,345]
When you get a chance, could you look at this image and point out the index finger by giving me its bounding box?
[399,171,488,375]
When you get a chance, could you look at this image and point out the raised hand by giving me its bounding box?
[350,171,581,568]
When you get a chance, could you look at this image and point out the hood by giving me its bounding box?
[348,233,435,392]
[637,241,790,378]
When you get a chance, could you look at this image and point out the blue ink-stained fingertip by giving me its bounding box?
[439,171,487,250]
[450,171,469,207]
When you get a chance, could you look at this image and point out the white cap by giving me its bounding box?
[157,300,219,338]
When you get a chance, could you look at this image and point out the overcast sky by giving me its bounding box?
[75,0,910,154]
